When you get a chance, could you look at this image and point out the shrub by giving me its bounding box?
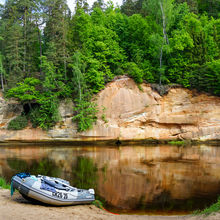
[168,140,187,146]
[190,60,220,95]
[194,196,220,216]
[28,96,60,130]
[28,106,42,128]
[125,62,143,84]
[7,115,28,130]
[73,98,98,132]
[0,177,10,189]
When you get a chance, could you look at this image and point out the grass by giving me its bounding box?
[137,84,144,92]
[194,197,220,216]
[101,114,108,123]
[92,200,104,209]
[0,177,10,189]
[168,140,187,146]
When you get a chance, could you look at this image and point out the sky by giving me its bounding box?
[67,0,122,11]
[0,0,123,12]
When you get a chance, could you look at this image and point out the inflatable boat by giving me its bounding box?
[11,173,95,205]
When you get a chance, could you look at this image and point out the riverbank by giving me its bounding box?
[0,139,220,147]
[0,189,220,220]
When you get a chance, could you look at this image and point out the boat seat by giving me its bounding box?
[42,178,68,190]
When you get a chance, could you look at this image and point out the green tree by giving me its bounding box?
[197,0,220,18]
[0,44,5,91]
[143,0,174,84]
[191,59,220,95]
[69,52,86,101]
[91,0,105,11]
[75,0,89,13]
[0,0,220,133]
[121,0,144,16]
[121,0,136,16]
[69,52,98,132]
[71,8,125,93]
[3,22,24,87]
[1,0,42,87]
[44,0,70,78]
[168,8,219,87]
[6,77,40,103]
[175,0,198,13]
[6,76,60,130]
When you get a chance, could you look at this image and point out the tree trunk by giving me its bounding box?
[159,45,163,85]
[62,15,67,80]
[0,54,4,91]
[159,1,169,45]
[37,25,42,76]
[23,8,27,75]
[159,1,169,85]
[77,71,82,101]
[0,69,4,91]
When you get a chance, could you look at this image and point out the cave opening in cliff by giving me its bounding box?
[23,103,40,115]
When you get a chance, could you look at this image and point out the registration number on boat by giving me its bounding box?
[52,192,68,199]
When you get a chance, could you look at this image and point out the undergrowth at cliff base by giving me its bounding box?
[194,196,220,216]
[0,177,10,189]
[168,140,190,146]
[72,99,98,132]
[92,200,104,209]
[7,115,28,130]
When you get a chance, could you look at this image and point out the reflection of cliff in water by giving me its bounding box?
[1,145,220,211]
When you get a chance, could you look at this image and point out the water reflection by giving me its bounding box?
[1,144,220,213]
[72,157,98,189]
[7,157,60,178]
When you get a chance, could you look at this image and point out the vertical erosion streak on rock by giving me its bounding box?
[92,77,220,141]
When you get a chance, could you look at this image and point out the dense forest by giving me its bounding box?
[0,0,219,131]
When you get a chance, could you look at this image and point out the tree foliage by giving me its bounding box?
[7,115,28,130]
[0,0,219,130]
[6,77,40,103]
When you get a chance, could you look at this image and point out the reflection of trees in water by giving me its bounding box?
[7,157,60,177]
[6,156,98,190]
[71,157,98,190]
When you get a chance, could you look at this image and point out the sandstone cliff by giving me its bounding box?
[0,76,220,142]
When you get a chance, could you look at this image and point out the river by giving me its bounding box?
[1,143,220,215]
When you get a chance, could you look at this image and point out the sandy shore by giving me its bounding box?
[0,189,220,220]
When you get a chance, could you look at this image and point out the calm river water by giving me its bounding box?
[1,143,220,214]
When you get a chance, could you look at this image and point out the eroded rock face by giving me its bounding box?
[0,77,220,141]
[0,93,23,129]
[83,77,220,141]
